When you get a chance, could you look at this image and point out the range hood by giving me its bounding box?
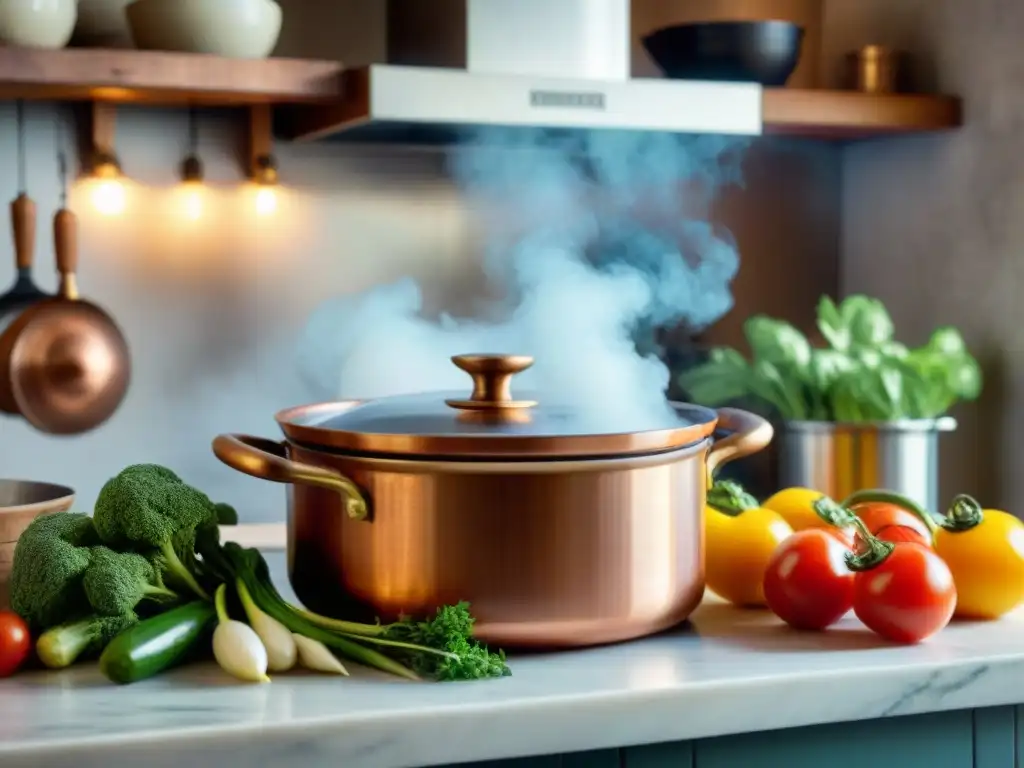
[281,0,764,143]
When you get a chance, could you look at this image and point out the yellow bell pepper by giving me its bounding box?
[705,481,793,607]
[932,494,1024,619]
[762,487,826,531]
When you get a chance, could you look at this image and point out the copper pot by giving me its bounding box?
[212,353,773,648]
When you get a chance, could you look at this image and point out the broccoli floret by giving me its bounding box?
[214,502,238,525]
[92,464,218,601]
[83,546,180,617]
[36,612,137,669]
[9,513,98,631]
[133,464,181,483]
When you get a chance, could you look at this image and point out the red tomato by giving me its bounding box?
[852,542,956,644]
[763,529,856,630]
[875,525,930,545]
[851,502,932,547]
[821,525,856,548]
[0,611,30,677]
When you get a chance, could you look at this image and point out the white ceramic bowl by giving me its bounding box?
[126,0,282,59]
[0,0,77,49]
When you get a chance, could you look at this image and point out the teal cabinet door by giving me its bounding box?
[623,741,693,767]
[455,749,619,768]
[440,705,1019,768]
[975,707,1015,768]
[563,751,621,768]
[691,709,1002,768]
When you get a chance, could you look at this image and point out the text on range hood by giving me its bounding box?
[279,0,764,144]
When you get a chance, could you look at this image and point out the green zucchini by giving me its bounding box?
[100,600,216,684]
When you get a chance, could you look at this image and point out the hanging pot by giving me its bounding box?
[213,353,773,648]
[0,207,130,434]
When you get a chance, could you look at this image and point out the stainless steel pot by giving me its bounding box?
[778,417,957,512]
[212,353,773,648]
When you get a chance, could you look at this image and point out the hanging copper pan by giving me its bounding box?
[0,206,130,434]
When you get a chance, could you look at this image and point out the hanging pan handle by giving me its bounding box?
[11,193,35,271]
[211,434,370,522]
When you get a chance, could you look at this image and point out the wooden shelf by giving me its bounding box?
[0,47,344,106]
[0,48,963,140]
[763,89,962,139]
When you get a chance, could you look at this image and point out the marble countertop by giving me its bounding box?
[1,588,1022,768]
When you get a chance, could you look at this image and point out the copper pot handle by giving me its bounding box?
[211,434,370,521]
[706,408,774,478]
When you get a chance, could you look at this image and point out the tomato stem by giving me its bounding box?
[839,489,939,534]
[844,515,896,572]
[813,497,895,571]
[937,494,985,532]
[812,496,857,528]
[706,480,759,517]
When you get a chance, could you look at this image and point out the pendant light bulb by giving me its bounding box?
[90,152,126,217]
[251,154,278,217]
[255,185,277,216]
[179,154,205,221]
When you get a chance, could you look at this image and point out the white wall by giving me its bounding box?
[0,103,474,522]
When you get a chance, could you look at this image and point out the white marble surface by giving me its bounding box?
[2,548,1024,768]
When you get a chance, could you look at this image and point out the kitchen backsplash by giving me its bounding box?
[0,102,478,520]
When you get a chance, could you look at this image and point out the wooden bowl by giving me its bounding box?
[0,480,75,610]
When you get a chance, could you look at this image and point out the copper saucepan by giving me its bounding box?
[0,206,130,434]
[213,353,773,648]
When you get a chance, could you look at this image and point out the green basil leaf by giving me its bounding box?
[829,377,863,422]
[854,348,884,369]
[743,316,812,370]
[751,359,808,420]
[676,348,753,406]
[842,295,895,348]
[878,365,905,419]
[947,355,983,400]
[927,327,968,357]
[880,341,909,359]
[816,295,850,351]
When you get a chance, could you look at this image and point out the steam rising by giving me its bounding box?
[298,129,750,432]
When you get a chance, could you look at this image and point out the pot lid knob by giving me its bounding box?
[445,354,538,412]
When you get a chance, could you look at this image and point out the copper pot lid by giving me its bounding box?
[276,354,719,459]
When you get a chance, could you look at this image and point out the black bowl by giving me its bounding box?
[642,20,805,87]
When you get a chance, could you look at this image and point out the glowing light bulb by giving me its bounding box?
[255,186,277,216]
[91,179,126,217]
[182,183,204,221]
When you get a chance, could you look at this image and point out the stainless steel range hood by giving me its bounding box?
[281,0,763,144]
